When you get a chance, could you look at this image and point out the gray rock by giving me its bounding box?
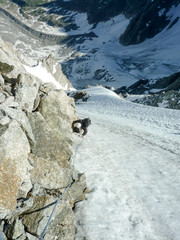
[0,96,19,108]
[0,116,11,125]
[29,154,72,189]
[69,173,87,203]
[28,112,73,168]
[0,74,4,85]
[0,106,35,143]
[39,82,57,93]
[26,232,38,240]
[11,198,34,218]
[0,93,6,103]
[22,196,75,240]
[6,218,25,240]
[0,120,30,218]
[15,73,41,112]
[41,54,72,90]
[38,90,77,141]
[132,90,180,110]
[0,38,25,78]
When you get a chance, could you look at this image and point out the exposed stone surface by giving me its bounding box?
[5,218,25,240]
[69,173,87,203]
[152,71,180,91]
[41,53,73,90]
[0,120,30,218]
[29,154,72,189]
[22,196,75,240]
[115,71,180,110]
[0,37,25,78]
[28,112,73,168]
[0,37,87,239]
[14,73,41,112]
[38,89,77,139]
[132,90,180,110]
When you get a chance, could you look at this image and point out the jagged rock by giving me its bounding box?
[0,120,31,218]
[132,90,180,110]
[29,154,72,189]
[0,93,6,103]
[22,195,75,240]
[152,71,180,91]
[41,54,72,90]
[38,90,77,141]
[70,91,89,103]
[0,74,4,85]
[120,0,179,45]
[28,112,73,168]
[39,82,57,93]
[0,116,11,126]
[0,36,87,240]
[26,232,38,240]
[5,218,26,240]
[0,96,19,108]
[69,173,87,203]
[11,198,34,218]
[0,38,25,78]
[0,61,14,75]
[14,73,41,112]
[0,106,35,143]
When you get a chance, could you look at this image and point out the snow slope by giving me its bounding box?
[73,86,180,240]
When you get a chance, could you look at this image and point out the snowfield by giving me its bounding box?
[73,86,180,240]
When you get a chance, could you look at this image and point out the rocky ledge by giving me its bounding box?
[115,72,180,110]
[0,37,87,240]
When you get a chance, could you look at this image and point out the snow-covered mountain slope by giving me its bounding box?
[62,4,180,89]
[0,2,180,90]
[73,86,180,240]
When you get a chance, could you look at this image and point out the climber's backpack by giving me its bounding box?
[82,118,91,127]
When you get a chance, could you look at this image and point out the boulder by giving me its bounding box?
[28,112,73,168]
[29,154,72,190]
[69,173,87,203]
[0,120,31,218]
[38,90,77,141]
[14,73,41,112]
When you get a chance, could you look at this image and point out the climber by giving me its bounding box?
[72,118,91,136]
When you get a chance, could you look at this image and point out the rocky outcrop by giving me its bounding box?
[115,71,180,96]
[131,90,180,110]
[0,37,87,239]
[115,71,180,110]
[40,54,73,90]
[120,0,180,45]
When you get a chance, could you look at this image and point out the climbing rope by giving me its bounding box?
[39,136,84,240]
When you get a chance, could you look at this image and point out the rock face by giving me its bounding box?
[0,37,87,239]
[132,90,180,110]
[120,0,180,45]
[41,54,73,90]
[49,0,180,45]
